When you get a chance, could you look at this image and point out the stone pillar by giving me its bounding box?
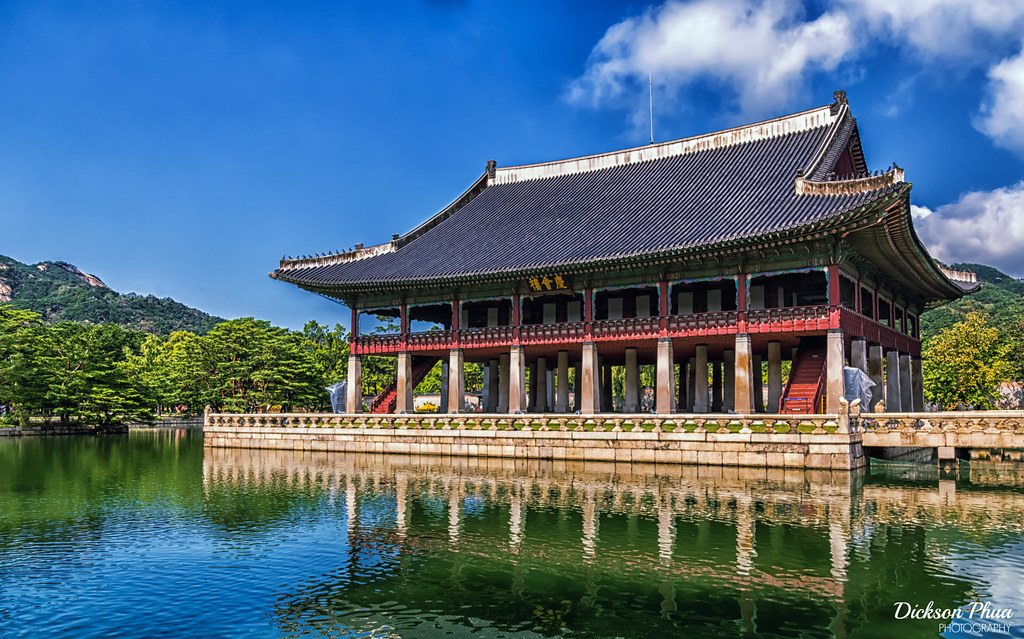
[733,335,753,414]
[509,346,526,413]
[346,354,361,413]
[439,358,450,413]
[677,361,687,411]
[694,344,709,413]
[687,356,697,412]
[546,364,555,413]
[723,350,735,412]
[534,357,549,412]
[487,359,499,412]
[656,338,675,414]
[899,353,913,412]
[447,349,464,413]
[624,348,640,412]
[767,341,782,414]
[868,344,884,411]
[574,361,582,412]
[581,342,599,413]
[526,361,537,412]
[851,337,867,374]
[711,361,723,412]
[497,353,510,413]
[753,354,765,413]
[912,356,924,412]
[825,329,845,413]
[556,351,570,413]
[886,349,901,412]
[600,362,613,412]
[396,352,414,413]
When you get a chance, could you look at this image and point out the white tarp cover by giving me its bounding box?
[326,382,347,414]
[843,367,874,407]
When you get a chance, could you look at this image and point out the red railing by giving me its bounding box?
[591,317,659,340]
[747,306,831,332]
[838,308,919,354]
[405,330,452,350]
[459,326,514,348]
[350,304,915,354]
[666,311,738,335]
[521,321,587,343]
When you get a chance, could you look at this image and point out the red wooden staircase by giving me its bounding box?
[779,339,826,414]
[369,356,440,414]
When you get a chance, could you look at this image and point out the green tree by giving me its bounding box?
[922,312,1013,410]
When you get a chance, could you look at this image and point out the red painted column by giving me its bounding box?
[511,293,521,343]
[658,280,669,336]
[400,303,409,349]
[583,287,594,338]
[350,306,359,354]
[451,299,461,347]
[736,273,748,333]
[827,264,841,329]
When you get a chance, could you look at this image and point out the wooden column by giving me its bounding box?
[736,273,748,332]
[658,280,669,336]
[583,287,594,337]
[400,303,409,348]
[451,299,461,346]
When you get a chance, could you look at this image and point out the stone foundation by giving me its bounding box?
[204,424,866,470]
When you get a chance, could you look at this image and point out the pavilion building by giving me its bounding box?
[271,91,975,415]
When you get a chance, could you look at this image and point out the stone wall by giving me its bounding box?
[204,421,866,470]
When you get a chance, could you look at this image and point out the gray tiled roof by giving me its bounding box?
[275,103,892,289]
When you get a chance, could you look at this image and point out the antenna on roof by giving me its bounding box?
[648,71,655,145]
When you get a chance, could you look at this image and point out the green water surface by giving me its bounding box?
[0,429,1022,638]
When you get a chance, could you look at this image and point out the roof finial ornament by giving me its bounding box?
[833,89,847,105]
[486,159,497,179]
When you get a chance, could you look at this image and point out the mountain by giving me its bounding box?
[921,262,1024,340]
[0,255,223,334]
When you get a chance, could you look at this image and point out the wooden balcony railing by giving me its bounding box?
[349,305,917,354]
[591,316,660,339]
[521,321,587,343]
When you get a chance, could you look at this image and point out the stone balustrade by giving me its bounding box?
[204,409,864,470]
[859,410,1024,449]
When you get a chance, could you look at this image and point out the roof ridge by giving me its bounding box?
[490,99,844,186]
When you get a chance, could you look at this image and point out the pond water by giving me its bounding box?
[1,429,1023,638]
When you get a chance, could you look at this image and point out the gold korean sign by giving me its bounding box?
[526,274,570,293]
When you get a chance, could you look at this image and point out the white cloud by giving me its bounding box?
[570,0,1024,141]
[975,47,1024,155]
[914,181,1024,275]
[567,0,855,117]
[841,0,1024,62]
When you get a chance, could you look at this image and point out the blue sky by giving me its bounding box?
[4,1,1024,330]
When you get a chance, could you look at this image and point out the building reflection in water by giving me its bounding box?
[201,448,1024,638]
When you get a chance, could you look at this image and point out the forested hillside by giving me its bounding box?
[0,255,222,334]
